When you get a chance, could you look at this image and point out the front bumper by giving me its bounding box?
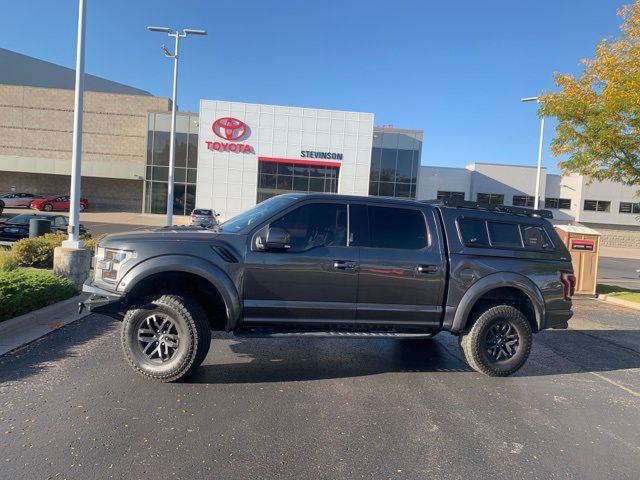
[544,309,573,330]
[79,281,125,317]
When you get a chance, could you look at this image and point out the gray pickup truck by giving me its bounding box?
[81,194,575,381]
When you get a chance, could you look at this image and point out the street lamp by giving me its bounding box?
[147,26,207,226]
[522,96,545,210]
[61,0,87,249]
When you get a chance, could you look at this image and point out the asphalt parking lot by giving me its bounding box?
[1,299,638,479]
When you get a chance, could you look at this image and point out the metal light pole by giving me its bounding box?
[63,0,87,249]
[147,26,207,226]
[522,96,545,210]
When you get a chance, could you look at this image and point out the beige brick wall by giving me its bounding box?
[0,171,143,212]
[580,223,640,249]
[0,84,170,179]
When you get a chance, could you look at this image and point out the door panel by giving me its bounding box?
[244,246,358,324]
[243,202,358,326]
[354,205,446,329]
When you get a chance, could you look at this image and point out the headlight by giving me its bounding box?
[95,247,135,283]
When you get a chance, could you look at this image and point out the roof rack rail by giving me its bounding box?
[422,198,553,219]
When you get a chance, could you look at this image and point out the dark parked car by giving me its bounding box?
[0,213,89,242]
[82,194,575,382]
[30,195,89,212]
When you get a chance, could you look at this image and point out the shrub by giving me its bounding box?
[83,234,106,253]
[13,233,66,269]
[0,249,18,271]
[0,269,78,322]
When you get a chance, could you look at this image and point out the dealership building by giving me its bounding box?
[1,48,639,247]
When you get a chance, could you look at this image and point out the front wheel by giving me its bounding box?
[459,305,532,376]
[43,204,53,212]
[121,294,211,382]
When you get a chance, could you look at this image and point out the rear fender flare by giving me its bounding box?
[451,272,545,332]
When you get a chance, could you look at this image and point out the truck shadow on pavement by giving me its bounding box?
[185,329,640,384]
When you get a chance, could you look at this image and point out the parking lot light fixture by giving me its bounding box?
[522,96,545,210]
[147,26,207,226]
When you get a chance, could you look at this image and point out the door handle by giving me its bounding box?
[334,260,357,271]
[417,264,439,274]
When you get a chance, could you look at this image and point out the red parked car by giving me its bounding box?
[30,195,89,212]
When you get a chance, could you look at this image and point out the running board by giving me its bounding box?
[234,329,433,339]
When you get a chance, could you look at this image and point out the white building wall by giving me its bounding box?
[416,163,640,229]
[578,178,640,226]
[468,163,547,205]
[197,100,373,219]
[416,166,471,200]
[544,174,580,222]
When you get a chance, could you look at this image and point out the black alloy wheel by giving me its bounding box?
[459,304,532,376]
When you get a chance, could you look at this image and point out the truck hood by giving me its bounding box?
[99,227,240,246]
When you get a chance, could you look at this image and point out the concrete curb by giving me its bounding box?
[0,295,89,356]
[597,294,640,311]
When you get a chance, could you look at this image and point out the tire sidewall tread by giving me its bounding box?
[459,305,532,377]
[121,293,210,382]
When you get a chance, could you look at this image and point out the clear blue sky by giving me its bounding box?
[1,0,628,172]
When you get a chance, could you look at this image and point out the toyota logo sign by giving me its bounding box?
[212,117,248,141]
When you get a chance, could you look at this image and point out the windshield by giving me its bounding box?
[219,195,301,233]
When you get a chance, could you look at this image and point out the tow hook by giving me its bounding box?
[78,302,86,315]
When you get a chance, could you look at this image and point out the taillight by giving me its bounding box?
[560,272,576,300]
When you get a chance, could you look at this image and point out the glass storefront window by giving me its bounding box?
[187,133,198,169]
[257,160,340,202]
[369,131,422,199]
[153,131,170,166]
[175,133,188,168]
[144,113,199,216]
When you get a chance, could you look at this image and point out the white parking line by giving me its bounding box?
[590,371,640,397]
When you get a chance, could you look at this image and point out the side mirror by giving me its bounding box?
[265,227,291,251]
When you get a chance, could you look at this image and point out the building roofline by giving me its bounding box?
[0,48,153,96]
[467,161,548,170]
[199,98,374,116]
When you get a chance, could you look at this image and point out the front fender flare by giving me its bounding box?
[117,255,241,331]
[450,272,545,333]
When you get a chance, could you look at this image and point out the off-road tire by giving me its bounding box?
[459,305,532,377]
[121,294,211,382]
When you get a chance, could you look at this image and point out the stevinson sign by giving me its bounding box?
[204,117,252,153]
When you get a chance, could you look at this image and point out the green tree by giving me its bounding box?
[540,2,640,187]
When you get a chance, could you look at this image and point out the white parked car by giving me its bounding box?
[189,208,220,228]
[0,192,43,213]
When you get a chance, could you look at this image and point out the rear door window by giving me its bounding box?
[487,222,523,248]
[367,206,427,249]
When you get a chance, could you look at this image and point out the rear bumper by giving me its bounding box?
[544,309,573,330]
[79,281,125,318]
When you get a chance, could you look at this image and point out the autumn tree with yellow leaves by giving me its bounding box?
[540,2,640,188]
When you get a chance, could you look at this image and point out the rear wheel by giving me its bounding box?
[79,203,86,212]
[121,294,211,382]
[459,305,532,376]
[43,204,53,212]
